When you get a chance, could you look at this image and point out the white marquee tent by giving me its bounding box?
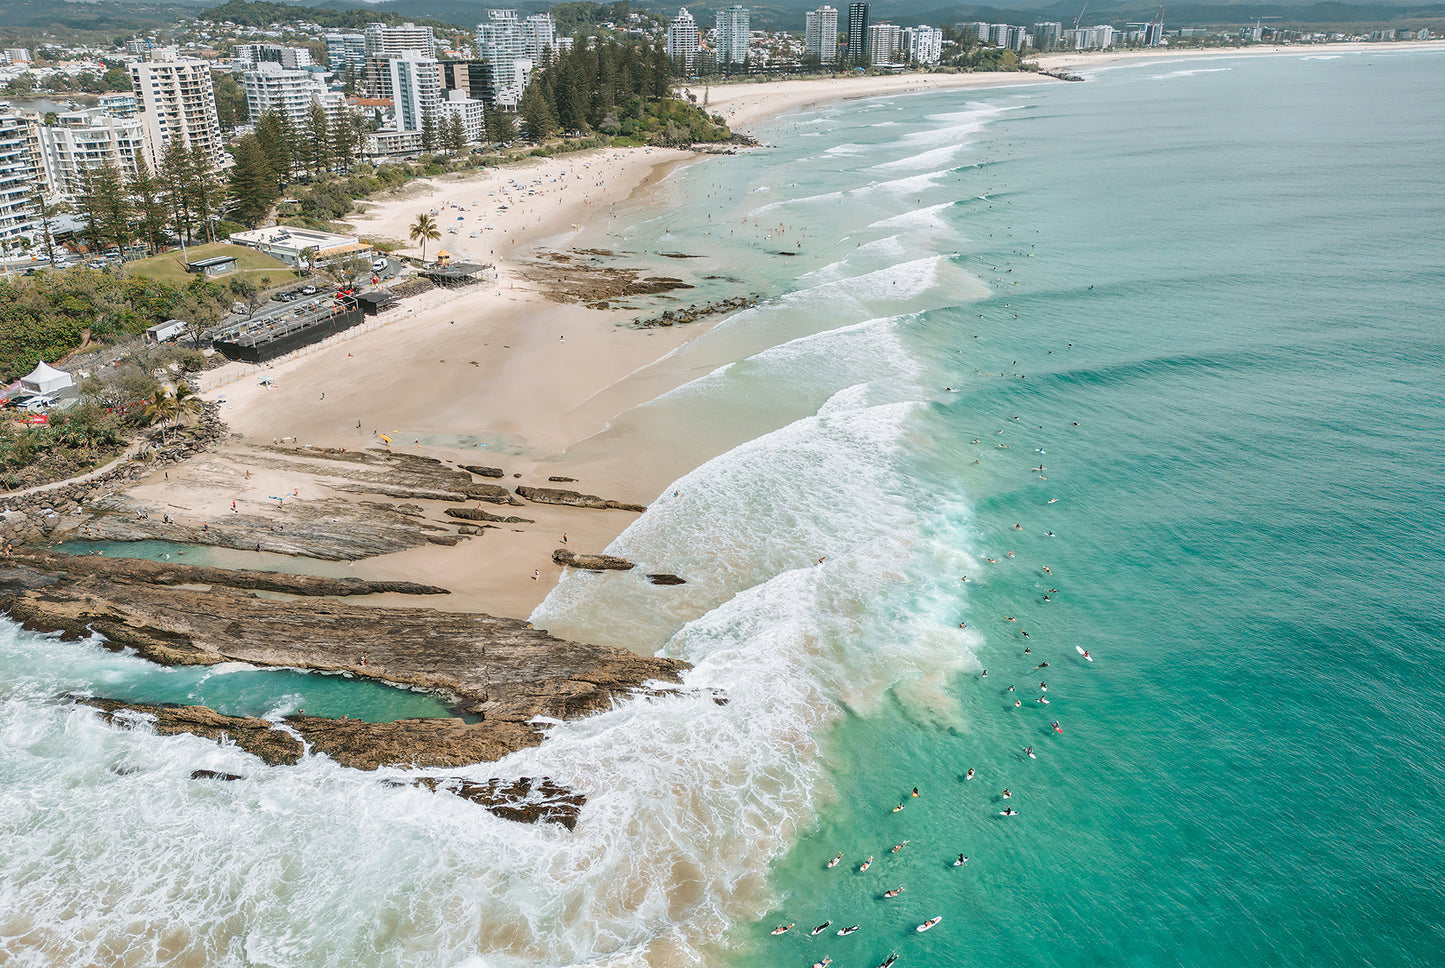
[19,362,73,395]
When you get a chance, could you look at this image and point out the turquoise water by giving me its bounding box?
[2,50,1442,966]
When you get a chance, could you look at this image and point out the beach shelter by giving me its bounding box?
[435,250,452,267]
[19,361,73,395]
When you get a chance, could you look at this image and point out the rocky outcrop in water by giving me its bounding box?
[647,574,687,586]
[632,295,757,329]
[74,698,585,826]
[516,486,647,513]
[2,563,685,754]
[552,549,635,571]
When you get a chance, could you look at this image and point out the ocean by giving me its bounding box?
[3,49,1443,966]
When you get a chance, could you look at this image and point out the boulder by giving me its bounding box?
[516,485,646,514]
[552,549,635,571]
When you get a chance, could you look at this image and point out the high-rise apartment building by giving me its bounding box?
[242,63,333,125]
[522,13,558,67]
[440,59,496,106]
[440,90,486,143]
[388,51,441,134]
[128,47,225,169]
[804,6,839,64]
[324,33,367,76]
[0,111,41,245]
[34,111,148,199]
[847,3,870,65]
[715,6,751,65]
[476,9,534,106]
[364,22,436,58]
[1031,22,1063,49]
[666,8,700,72]
[902,26,943,64]
[234,44,312,70]
[867,22,903,64]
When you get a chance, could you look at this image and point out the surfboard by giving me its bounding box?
[770,924,793,936]
[1076,646,1093,661]
[837,925,859,936]
[859,857,872,871]
[811,922,830,936]
[916,917,942,932]
[826,853,842,868]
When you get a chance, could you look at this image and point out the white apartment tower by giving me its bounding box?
[324,33,367,75]
[715,6,751,66]
[666,8,700,71]
[242,63,333,125]
[37,112,149,199]
[0,111,40,244]
[805,6,839,64]
[867,22,903,64]
[475,10,529,108]
[128,47,225,169]
[903,25,943,64]
[364,22,436,58]
[388,51,442,134]
[522,13,558,66]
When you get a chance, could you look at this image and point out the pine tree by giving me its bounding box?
[128,155,170,255]
[517,82,558,141]
[331,109,357,171]
[228,134,278,227]
[307,100,332,176]
[189,145,226,243]
[444,112,467,153]
[484,105,515,144]
[160,141,197,243]
[255,111,291,187]
[420,108,438,153]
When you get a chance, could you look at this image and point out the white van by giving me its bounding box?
[372,257,388,272]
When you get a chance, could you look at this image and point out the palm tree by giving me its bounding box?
[409,212,440,263]
[142,383,203,444]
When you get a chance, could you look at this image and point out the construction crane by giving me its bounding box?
[1074,2,1088,30]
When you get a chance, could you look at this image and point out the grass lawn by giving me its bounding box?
[126,243,298,288]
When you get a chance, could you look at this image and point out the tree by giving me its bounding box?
[306,100,332,176]
[128,155,170,255]
[409,212,440,261]
[255,111,292,187]
[31,186,57,265]
[160,142,197,244]
[517,82,558,141]
[78,164,130,255]
[443,112,467,154]
[141,382,203,443]
[229,134,280,227]
[212,71,248,132]
[326,251,373,291]
[484,105,515,143]
[190,146,227,244]
[420,108,438,153]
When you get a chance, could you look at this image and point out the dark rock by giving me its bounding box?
[75,698,304,766]
[461,465,505,478]
[191,769,244,782]
[466,483,517,505]
[445,507,533,524]
[516,485,646,514]
[647,574,687,586]
[11,550,449,597]
[547,476,577,483]
[415,776,585,829]
[553,549,635,571]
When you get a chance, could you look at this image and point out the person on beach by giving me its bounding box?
[532,570,540,581]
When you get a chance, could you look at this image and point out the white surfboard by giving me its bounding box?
[1076,646,1093,661]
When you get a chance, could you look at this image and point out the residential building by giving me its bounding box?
[475,10,530,107]
[36,111,149,198]
[847,3,870,65]
[716,6,751,66]
[804,6,839,64]
[242,62,332,125]
[324,33,367,76]
[387,51,441,134]
[666,8,700,72]
[867,22,902,64]
[98,93,137,117]
[440,59,495,106]
[522,13,559,67]
[440,89,486,143]
[4,49,32,65]
[0,111,40,245]
[364,22,436,59]
[903,26,943,64]
[1031,22,1063,49]
[234,44,312,70]
[128,47,225,169]
[124,39,152,56]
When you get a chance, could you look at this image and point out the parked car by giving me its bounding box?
[299,285,317,296]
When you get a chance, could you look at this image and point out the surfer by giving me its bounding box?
[981,669,988,677]
[1036,662,1049,669]
[911,787,920,798]
[771,924,795,936]
[883,886,906,898]
[1002,789,1011,799]
[1025,746,1035,758]
[1083,650,1092,660]
[837,925,860,936]
[966,768,975,780]
[811,922,831,936]
[1051,721,1062,733]
[893,803,905,813]
[878,955,898,968]
[917,916,943,932]
[827,853,843,868]
[1001,808,1019,817]
[859,856,872,871]
[890,841,909,853]
[1039,682,1047,691]
[956,854,969,865]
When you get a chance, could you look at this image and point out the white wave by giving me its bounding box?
[1147,67,1233,80]
[870,141,971,173]
[869,201,954,232]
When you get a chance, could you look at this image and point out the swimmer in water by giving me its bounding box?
[1037,662,1049,669]
[1007,685,1015,692]
[981,669,988,677]
[966,768,975,780]
[1015,700,1022,707]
